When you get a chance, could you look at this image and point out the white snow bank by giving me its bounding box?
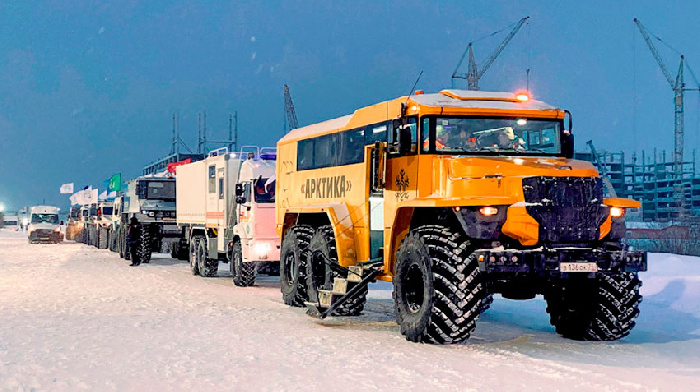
[1,230,699,391]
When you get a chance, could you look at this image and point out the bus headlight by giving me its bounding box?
[610,206,625,218]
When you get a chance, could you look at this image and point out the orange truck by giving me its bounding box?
[275,89,647,344]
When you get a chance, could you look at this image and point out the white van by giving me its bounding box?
[28,206,63,244]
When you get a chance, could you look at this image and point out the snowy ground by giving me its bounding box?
[1,229,699,391]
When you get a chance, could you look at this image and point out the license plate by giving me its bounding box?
[560,262,598,273]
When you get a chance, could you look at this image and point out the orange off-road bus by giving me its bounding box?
[275,89,647,344]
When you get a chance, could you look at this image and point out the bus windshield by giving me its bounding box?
[423,116,562,155]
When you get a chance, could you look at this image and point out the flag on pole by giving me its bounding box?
[98,190,108,201]
[108,173,121,192]
[60,183,74,194]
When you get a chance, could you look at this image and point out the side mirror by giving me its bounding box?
[398,127,412,155]
[235,184,243,196]
[562,131,574,159]
[235,196,246,204]
[60,221,64,225]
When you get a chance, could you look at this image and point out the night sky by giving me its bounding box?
[1,1,699,210]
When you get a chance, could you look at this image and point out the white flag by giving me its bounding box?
[60,183,74,194]
[98,190,108,201]
[69,194,78,205]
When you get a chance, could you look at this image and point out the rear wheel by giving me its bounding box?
[307,226,366,316]
[394,225,484,344]
[280,225,313,307]
[190,236,201,275]
[197,237,218,277]
[230,240,256,287]
[545,272,642,341]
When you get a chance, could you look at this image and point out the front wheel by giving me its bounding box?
[230,240,256,287]
[545,272,643,341]
[394,225,484,344]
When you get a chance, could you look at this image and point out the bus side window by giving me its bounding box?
[297,139,314,170]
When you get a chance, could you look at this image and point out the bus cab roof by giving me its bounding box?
[279,89,561,144]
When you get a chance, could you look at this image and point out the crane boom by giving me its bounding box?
[451,16,529,91]
[284,84,299,131]
[476,16,530,81]
[634,18,676,89]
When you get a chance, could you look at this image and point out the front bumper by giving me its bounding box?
[29,229,62,242]
[475,247,647,274]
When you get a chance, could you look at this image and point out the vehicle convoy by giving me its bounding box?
[176,146,279,286]
[116,176,179,264]
[27,206,63,244]
[275,89,647,344]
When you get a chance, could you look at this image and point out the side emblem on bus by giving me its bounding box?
[396,169,409,201]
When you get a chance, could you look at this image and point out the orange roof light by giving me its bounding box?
[414,90,424,95]
[515,92,530,102]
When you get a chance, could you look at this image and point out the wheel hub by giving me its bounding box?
[403,263,425,314]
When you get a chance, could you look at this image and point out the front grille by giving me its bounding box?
[522,176,608,245]
[33,229,55,238]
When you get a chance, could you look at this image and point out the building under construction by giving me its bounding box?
[576,148,700,222]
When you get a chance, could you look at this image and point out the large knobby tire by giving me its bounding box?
[197,237,218,277]
[545,272,643,341]
[280,225,313,307]
[190,237,201,275]
[137,229,152,264]
[394,225,484,344]
[307,226,367,316]
[230,240,256,287]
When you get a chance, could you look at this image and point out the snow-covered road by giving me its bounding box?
[1,229,699,391]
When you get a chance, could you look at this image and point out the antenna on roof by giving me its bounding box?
[406,70,424,100]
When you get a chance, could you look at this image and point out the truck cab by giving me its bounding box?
[119,176,179,263]
[177,146,279,286]
[27,206,63,244]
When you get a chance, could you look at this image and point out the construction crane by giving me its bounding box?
[284,84,299,132]
[586,140,618,198]
[634,18,700,218]
[452,16,530,91]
